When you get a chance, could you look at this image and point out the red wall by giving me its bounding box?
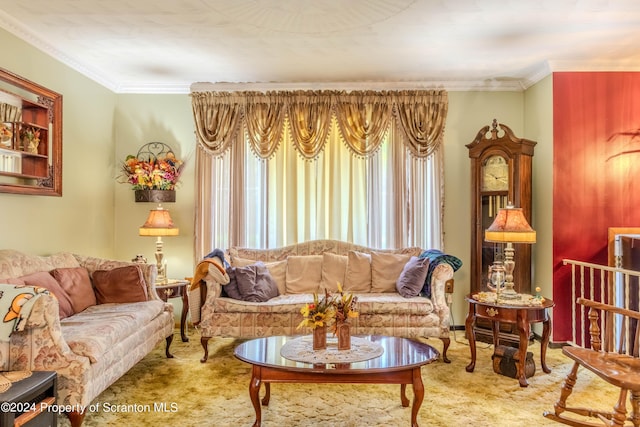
[553,72,640,341]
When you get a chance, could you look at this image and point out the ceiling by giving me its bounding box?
[1,0,639,94]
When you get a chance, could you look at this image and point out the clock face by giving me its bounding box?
[481,155,509,191]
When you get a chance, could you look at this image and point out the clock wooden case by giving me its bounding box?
[467,119,536,296]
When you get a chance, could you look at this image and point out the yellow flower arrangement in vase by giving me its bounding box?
[298,290,334,350]
[297,290,334,330]
[332,282,359,350]
[331,282,359,332]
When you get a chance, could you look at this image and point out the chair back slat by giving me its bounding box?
[577,297,640,358]
[634,322,640,357]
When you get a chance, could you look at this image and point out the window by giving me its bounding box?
[192,90,446,256]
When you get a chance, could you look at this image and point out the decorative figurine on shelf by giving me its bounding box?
[21,127,40,154]
[131,254,147,264]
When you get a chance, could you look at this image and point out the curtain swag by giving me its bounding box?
[190,89,448,160]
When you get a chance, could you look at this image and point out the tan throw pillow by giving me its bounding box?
[92,265,148,304]
[232,256,257,267]
[264,259,287,295]
[371,251,412,293]
[344,251,372,293]
[285,255,323,294]
[320,253,347,293]
[19,271,74,319]
[51,267,97,313]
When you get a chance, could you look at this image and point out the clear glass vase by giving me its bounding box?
[488,261,506,302]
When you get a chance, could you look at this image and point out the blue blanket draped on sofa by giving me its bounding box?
[418,249,463,298]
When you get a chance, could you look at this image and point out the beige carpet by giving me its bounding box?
[57,330,619,427]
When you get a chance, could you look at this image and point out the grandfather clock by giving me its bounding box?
[467,120,536,344]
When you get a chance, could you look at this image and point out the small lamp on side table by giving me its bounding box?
[484,203,536,299]
[139,204,179,284]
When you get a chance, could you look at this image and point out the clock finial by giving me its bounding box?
[490,119,499,139]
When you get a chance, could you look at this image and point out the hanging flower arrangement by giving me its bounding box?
[119,151,184,191]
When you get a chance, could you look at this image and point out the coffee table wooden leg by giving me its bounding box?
[400,384,409,407]
[262,382,270,406]
[249,366,262,427]
[411,368,424,427]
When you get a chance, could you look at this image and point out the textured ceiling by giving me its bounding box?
[1,0,639,93]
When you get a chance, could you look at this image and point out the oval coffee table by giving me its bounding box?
[234,335,439,427]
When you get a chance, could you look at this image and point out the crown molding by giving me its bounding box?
[189,79,534,94]
[0,10,119,92]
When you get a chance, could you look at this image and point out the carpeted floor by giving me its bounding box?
[56,329,618,427]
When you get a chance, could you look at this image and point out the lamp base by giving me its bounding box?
[499,287,520,299]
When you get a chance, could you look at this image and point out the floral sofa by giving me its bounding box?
[0,250,175,427]
[190,240,459,364]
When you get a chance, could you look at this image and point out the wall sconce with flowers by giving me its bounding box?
[118,142,184,203]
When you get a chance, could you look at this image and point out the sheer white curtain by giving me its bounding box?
[195,119,443,257]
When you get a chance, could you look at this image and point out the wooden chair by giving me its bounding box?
[544,297,640,427]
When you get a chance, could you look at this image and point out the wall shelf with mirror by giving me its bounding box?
[0,67,62,196]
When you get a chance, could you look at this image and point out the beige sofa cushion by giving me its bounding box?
[320,253,347,292]
[264,260,287,295]
[285,255,322,294]
[344,251,371,293]
[371,252,412,293]
[232,256,255,267]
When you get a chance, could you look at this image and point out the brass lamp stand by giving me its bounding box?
[139,204,179,284]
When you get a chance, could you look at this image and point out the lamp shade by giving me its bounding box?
[485,206,536,243]
[139,206,179,237]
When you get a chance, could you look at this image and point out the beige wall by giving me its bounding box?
[113,94,196,281]
[443,91,525,325]
[0,28,116,256]
[0,27,555,327]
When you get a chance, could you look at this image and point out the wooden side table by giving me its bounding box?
[464,294,555,387]
[156,279,190,342]
[0,371,57,427]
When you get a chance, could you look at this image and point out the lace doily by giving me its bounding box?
[0,371,32,393]
[472,292,545,306]
[281,335,384,364]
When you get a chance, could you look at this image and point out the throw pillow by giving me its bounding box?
[235,262,279,302]
[371,251,412,293]
[221,266,242,300]
[92,265,148,304]
[0,277,26,286]
[232,256,258,267]
[396,256,430,298]
[320,253,347,292]
[264,259,287,295]
[18,271,74,319]
[343,251,372,293]
[285,255,323,294]
[51,267,96,313]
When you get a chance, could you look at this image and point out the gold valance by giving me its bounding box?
[190,89,447,159]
